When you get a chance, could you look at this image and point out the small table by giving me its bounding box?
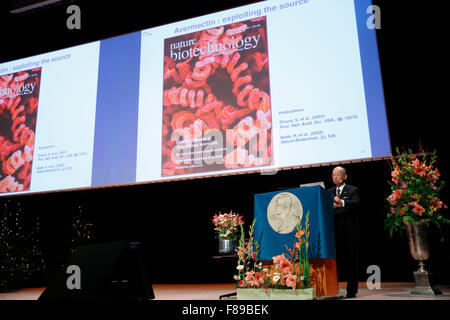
[211,254,237,299]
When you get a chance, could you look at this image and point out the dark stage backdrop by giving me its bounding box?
[1,0,449,285]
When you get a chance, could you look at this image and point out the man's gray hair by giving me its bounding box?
[333,166,347,174]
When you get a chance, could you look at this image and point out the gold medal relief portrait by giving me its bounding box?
[267,192,303,234]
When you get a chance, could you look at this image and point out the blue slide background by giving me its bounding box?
[91,31,141,186]
[354,0,391,157]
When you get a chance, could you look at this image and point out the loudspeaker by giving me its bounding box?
[39,241,154,300]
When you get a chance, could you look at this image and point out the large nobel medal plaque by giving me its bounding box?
[267,192,303,234]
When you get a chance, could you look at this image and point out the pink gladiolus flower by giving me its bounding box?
[252,272,265,287]
[388,189,403,205]
[245,270,255,283]
[279,260,291,274]
[409,200,425,216]
[412,205,425,216]
[410,159,420,167]
[414,166,426,177]
[409,200,419,207]
[272,254,285,264]
[429,169,440,183]
[393,189,404,198]
[285,274,297,289]
[391,168,401,184]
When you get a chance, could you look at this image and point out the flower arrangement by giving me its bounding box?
[211,210,244,240]
[385,148,449,239]
[234,212,311,291]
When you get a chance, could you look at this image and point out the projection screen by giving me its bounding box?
[0,0,390,196]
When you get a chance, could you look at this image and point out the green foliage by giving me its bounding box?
[235,218,261,288]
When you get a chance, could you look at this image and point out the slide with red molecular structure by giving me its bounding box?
[161,17,273,177]
[0,68,41,193]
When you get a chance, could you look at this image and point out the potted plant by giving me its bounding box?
[234,212,315,300]
[385,147,449,294]
[211,211,244,255]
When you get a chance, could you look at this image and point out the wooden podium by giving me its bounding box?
[309,258,338,297]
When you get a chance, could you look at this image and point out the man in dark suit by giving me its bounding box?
[328,166,360,298]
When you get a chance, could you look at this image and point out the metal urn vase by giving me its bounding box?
[218,239,237,255]
[404,220,442,295]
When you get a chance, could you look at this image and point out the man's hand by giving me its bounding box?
[334,196,343,208]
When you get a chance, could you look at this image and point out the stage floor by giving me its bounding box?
[1,283,449,300]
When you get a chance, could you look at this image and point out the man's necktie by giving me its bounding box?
[337,188,341,198]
